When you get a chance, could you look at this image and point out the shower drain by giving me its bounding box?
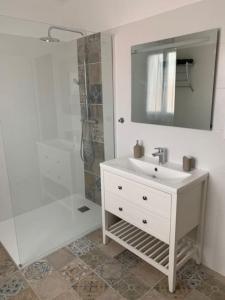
[78,206,90,213]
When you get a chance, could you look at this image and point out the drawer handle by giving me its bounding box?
[118,186,122,190]
[118,207,123,211]
[142,196,147,200]
[142,219,147,224]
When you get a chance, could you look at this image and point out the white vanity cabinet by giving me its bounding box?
[100,157,208,293]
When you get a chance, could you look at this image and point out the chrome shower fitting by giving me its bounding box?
[40,25,85,42]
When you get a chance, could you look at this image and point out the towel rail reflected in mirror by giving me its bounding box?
[131,29,219,130]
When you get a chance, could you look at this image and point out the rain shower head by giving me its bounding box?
[40,25,85,43]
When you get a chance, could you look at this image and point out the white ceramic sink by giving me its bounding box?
[101,156,208,192]
[127,158,191,181]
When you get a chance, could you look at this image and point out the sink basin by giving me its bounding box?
[101,156,208,192]
[124,157,191,182]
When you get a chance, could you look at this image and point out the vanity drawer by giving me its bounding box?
[104,191,170,244]
[104,171,171,218]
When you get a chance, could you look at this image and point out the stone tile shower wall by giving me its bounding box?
[77,33,104,205]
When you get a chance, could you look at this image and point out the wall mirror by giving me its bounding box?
[131,29,219,130]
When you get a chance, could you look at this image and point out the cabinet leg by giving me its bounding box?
[196,224,203,265]
[168,241,177,293]
[168,272,176,293]
[102,231,110,245]
[102,211,114,245]
[196,179,208,265]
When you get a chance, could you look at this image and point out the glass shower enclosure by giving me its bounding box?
[0,17,114,266]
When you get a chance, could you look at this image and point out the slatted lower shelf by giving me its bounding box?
[106,220,195,275]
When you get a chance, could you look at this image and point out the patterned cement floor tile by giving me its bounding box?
[153,276,191,300]
[184,289,210,300]
[10,287,39,300]
[196,275,225,299]
[95,257,125,286]
[99,240,125,258]
[115,250,141,271]
[85,229,103,246]
[176,260,225,299]
[96,287,126,300]
[140,289,168,300]
[112,272,150,300]
[46,247,74,270]
[177,260,210,289]
[29,270,70,300]
[0,272,28,299]
[0,244,18,282]
[130,261,164,287]
[154,277,191,300]
[67,237,97,256]
[142,289,211,300]
[52,288,82,300]
[22,260,53,282]
[79,248,109,269]
[72,272,108,300]
[3,237,225,300]
[149,260,225,300]
[60,258,92,285]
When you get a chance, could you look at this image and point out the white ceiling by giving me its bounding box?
[0,0,203,32]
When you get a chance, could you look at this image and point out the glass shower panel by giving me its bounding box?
[0,33,101,265]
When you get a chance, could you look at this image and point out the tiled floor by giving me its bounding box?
[1,229,225,300]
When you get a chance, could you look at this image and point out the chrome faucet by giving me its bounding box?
[152,147,167,164]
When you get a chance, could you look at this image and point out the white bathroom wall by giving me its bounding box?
[112,0,225,275]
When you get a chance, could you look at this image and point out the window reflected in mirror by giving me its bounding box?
[131,29,219,130]
[146,50,176,124]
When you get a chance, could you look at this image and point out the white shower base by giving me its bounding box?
[0,195,101,266]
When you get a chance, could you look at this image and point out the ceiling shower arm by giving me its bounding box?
[48,26,85,38]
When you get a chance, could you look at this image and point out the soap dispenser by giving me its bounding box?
[133,140,143,158]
